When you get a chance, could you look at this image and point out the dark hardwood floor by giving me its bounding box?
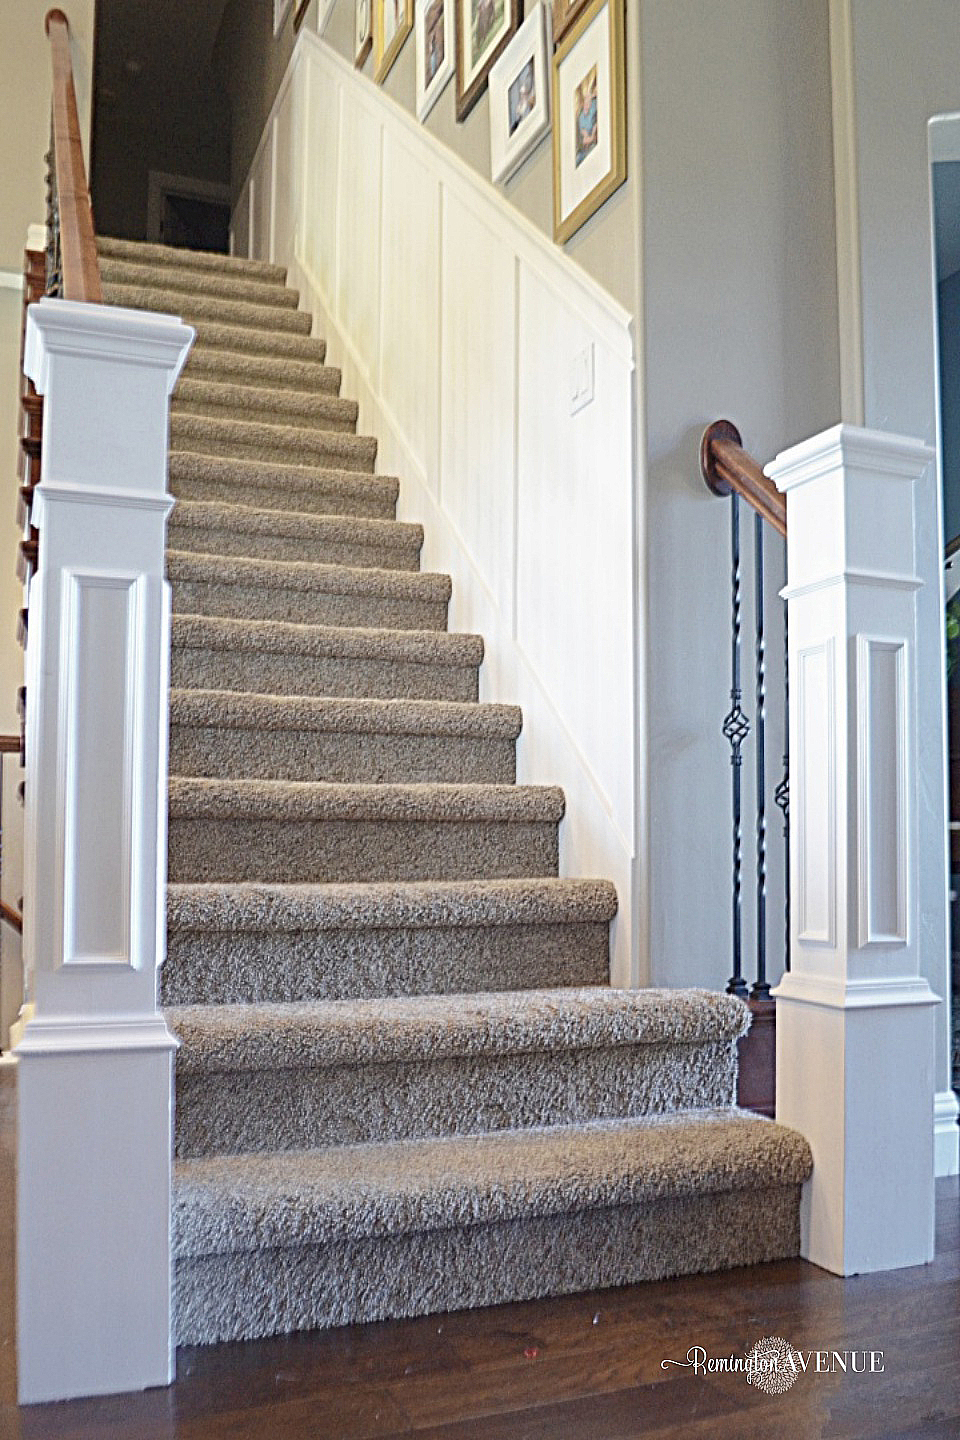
[1,1067,958,1440]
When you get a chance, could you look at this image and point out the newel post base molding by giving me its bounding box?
[14,299,193,1403]
[768,423,943,1276]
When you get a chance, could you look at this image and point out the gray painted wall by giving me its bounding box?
[640,0,841,991]
[845,0,959,1093]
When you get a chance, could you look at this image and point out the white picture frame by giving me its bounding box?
[355,0,374,65]
[415,0,456,121]
[274,0,294,36]
[489,3,552,184]
[316,0,337,35]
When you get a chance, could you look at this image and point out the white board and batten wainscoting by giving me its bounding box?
[232,31,642,985]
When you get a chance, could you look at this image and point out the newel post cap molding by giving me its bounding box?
[25,297,194,395]
[765,422,935,493]
[765,423,934,594]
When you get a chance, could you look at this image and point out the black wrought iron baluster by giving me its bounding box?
[774,584,790,972]
[752,512,770,1000]
[722,494,750,999]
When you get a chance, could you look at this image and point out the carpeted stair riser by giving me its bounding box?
[185,346,341,395]
[169,453,398,521]
[174,1039,741,1157]
[100,257,298,310]
[167,552,447,630]
[172,1110,812,1344]
[97,235,287,284]
[170,988,746,1157]
[175,1182,801,1344]
[170,415,375,473]
[162,878,617,1005]
[168,508,418,571]
[173,378,358,433]
[103,282,313,337]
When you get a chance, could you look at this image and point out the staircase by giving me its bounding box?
[98,235,812,1346]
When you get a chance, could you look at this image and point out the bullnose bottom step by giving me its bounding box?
[173,1109,813,1344]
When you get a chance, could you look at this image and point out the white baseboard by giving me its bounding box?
[935,1088,959,1176]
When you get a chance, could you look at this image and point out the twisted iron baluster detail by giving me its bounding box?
[774,584,790,972]
[722,495,750,999]
[45,109,62,298]
[752,512,770,1000]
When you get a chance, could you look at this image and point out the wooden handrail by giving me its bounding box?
[44,8,102,303]
[700,420,787,539]
[1,901,23,935]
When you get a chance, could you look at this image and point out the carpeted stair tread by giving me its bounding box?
[97,235,286,283]
[100,256,300,309]
[184,346,340,394]
[169,501,415,561]
[169,690,518,739]
[170,987,749,1075]
[184,318,328,363]
[174,377,358,431]
[172,613,479,661]
[166,876,618,934]
[168,775,564,823]
[170,414,376,472]
[169,452,398,520]
[173,1109,813,1258]
[167,550,446,603]
[162,878,616,1004]
[104,282,313,336]
[168,688,518,783]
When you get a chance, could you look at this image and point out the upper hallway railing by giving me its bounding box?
[43,7,102,302]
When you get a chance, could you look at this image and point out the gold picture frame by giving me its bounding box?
[454,0,521,121]
[375,0,414,83]
[552,0,625,244]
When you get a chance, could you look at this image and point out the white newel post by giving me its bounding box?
[768,424,942,1276]
[12,298,193,1403]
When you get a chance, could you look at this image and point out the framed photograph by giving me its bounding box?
[416,0,455,120]
[552,0,625,243]
[355,0,374,65]
[454,0,521,121]
[489,3,551,183]
[375,0,414,82]
[550,0,590,46]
